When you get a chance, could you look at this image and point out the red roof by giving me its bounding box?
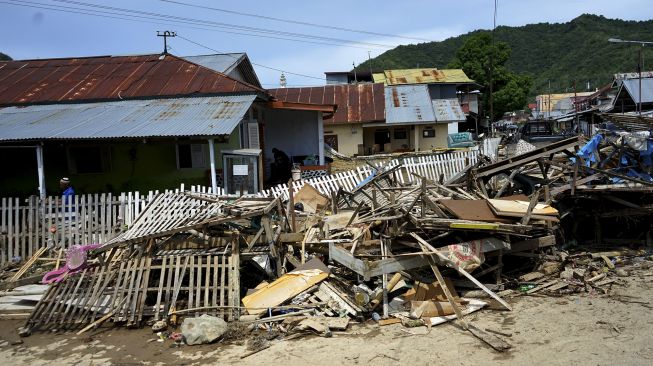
[0,54,264,106]
[268,83,384,124]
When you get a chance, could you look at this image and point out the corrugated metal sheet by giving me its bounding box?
[183,53,262,88]
[385,85,435,124]
[621,78,653,104]
[374,69,474,85]
[432,99,466,122]
[268,83,384,124]
[0,54,263,106]
[0,95,255,141]
[184,53,245,74]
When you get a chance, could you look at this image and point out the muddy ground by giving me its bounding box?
[1,267,652,366]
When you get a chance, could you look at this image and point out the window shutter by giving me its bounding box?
[247,122,260,149]
[190,144,206,168]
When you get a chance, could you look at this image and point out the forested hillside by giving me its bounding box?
[358,14,653,96]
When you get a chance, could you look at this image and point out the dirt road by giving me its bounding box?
[1,269,652,366]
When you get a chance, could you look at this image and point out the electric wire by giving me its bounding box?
[52,0,395,49]
[160,0,432,43]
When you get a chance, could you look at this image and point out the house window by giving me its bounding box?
[394,129,407,140]
[324,134,339,151]
[177,143,207,169]
[67,146,111,174]
[423,128,436,138]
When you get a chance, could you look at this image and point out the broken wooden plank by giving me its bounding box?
[468,324,512,352]
[410,233,512,311]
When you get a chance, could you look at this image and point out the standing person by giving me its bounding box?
[271,148,292,183]
[59,177,75,204]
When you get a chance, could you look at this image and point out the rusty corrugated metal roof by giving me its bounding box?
[268,83,384,124]
[0,54,264,106]
[0,95,255,141]
[384,84,436,124]
[374,68,474,85]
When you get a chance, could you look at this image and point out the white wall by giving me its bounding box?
[323,124,363,155]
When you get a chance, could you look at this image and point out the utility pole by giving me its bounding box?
[368,51,373,76]
[639,47,643,115]
[157,31,176,55]
[547,80,551,119]
[352,62,358,84]
[574,80,579,132]
[489,0,498,134]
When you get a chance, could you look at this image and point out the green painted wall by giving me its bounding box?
[0,132,240,197]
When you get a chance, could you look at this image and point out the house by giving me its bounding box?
[0,53,334,197]
[269,83,384,156]
[324,70,376,85]
[534,91,595,118]
[611,71,653,113]
[269,68,476,155]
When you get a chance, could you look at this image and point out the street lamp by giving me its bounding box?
[608,37,653,115]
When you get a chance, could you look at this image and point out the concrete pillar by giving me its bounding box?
[36,144,45,200]
[318,111,325,165]
[208,138,217,194]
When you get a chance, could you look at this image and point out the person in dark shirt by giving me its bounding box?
[59,177,75,204]
[271,148,292,183]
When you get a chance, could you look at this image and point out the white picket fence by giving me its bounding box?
[0,184,220,265]
[0,149,481,265]
[259,149,479,200]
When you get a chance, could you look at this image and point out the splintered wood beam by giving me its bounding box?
[468,324,512,352]
[409,233,512,311]
[418,242,469,330]
[287,179,296,232]
[494,168,520,198]
[475,135,581,178]
[520,188,542,225]
[571,160,579,195]
[579,165,653,187]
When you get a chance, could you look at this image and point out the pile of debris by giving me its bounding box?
[2,132,653,354]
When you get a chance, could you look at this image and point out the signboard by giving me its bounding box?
[233,164,249,176]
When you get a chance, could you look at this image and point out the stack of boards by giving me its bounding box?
[0,284,48,320]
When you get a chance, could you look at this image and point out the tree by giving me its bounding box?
[448,32,532,120]
[0,52,12,61]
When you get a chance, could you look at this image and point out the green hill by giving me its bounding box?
[0,52,11,61]
[359,14,653,98]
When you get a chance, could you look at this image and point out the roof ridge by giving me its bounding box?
[167,54,266,94]
[0,53,163,63]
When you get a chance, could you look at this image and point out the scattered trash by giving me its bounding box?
[4,131,653,355]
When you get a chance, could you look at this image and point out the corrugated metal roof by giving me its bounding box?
[183,53,245,74]
[183,53,262,88]
[268,83,384,124]
[374,68,474,85]
[0,95,255,141]
[0,54,263,106]
[621,78,653,104]
[432,99,466,122]
[385,84,435,124]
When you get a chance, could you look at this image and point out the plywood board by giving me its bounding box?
[293,183,330,213]
[242,269,328,315]
[440,199,515,223]
[487,199,558,216]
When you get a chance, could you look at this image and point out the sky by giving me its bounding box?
[1,0,653,88]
